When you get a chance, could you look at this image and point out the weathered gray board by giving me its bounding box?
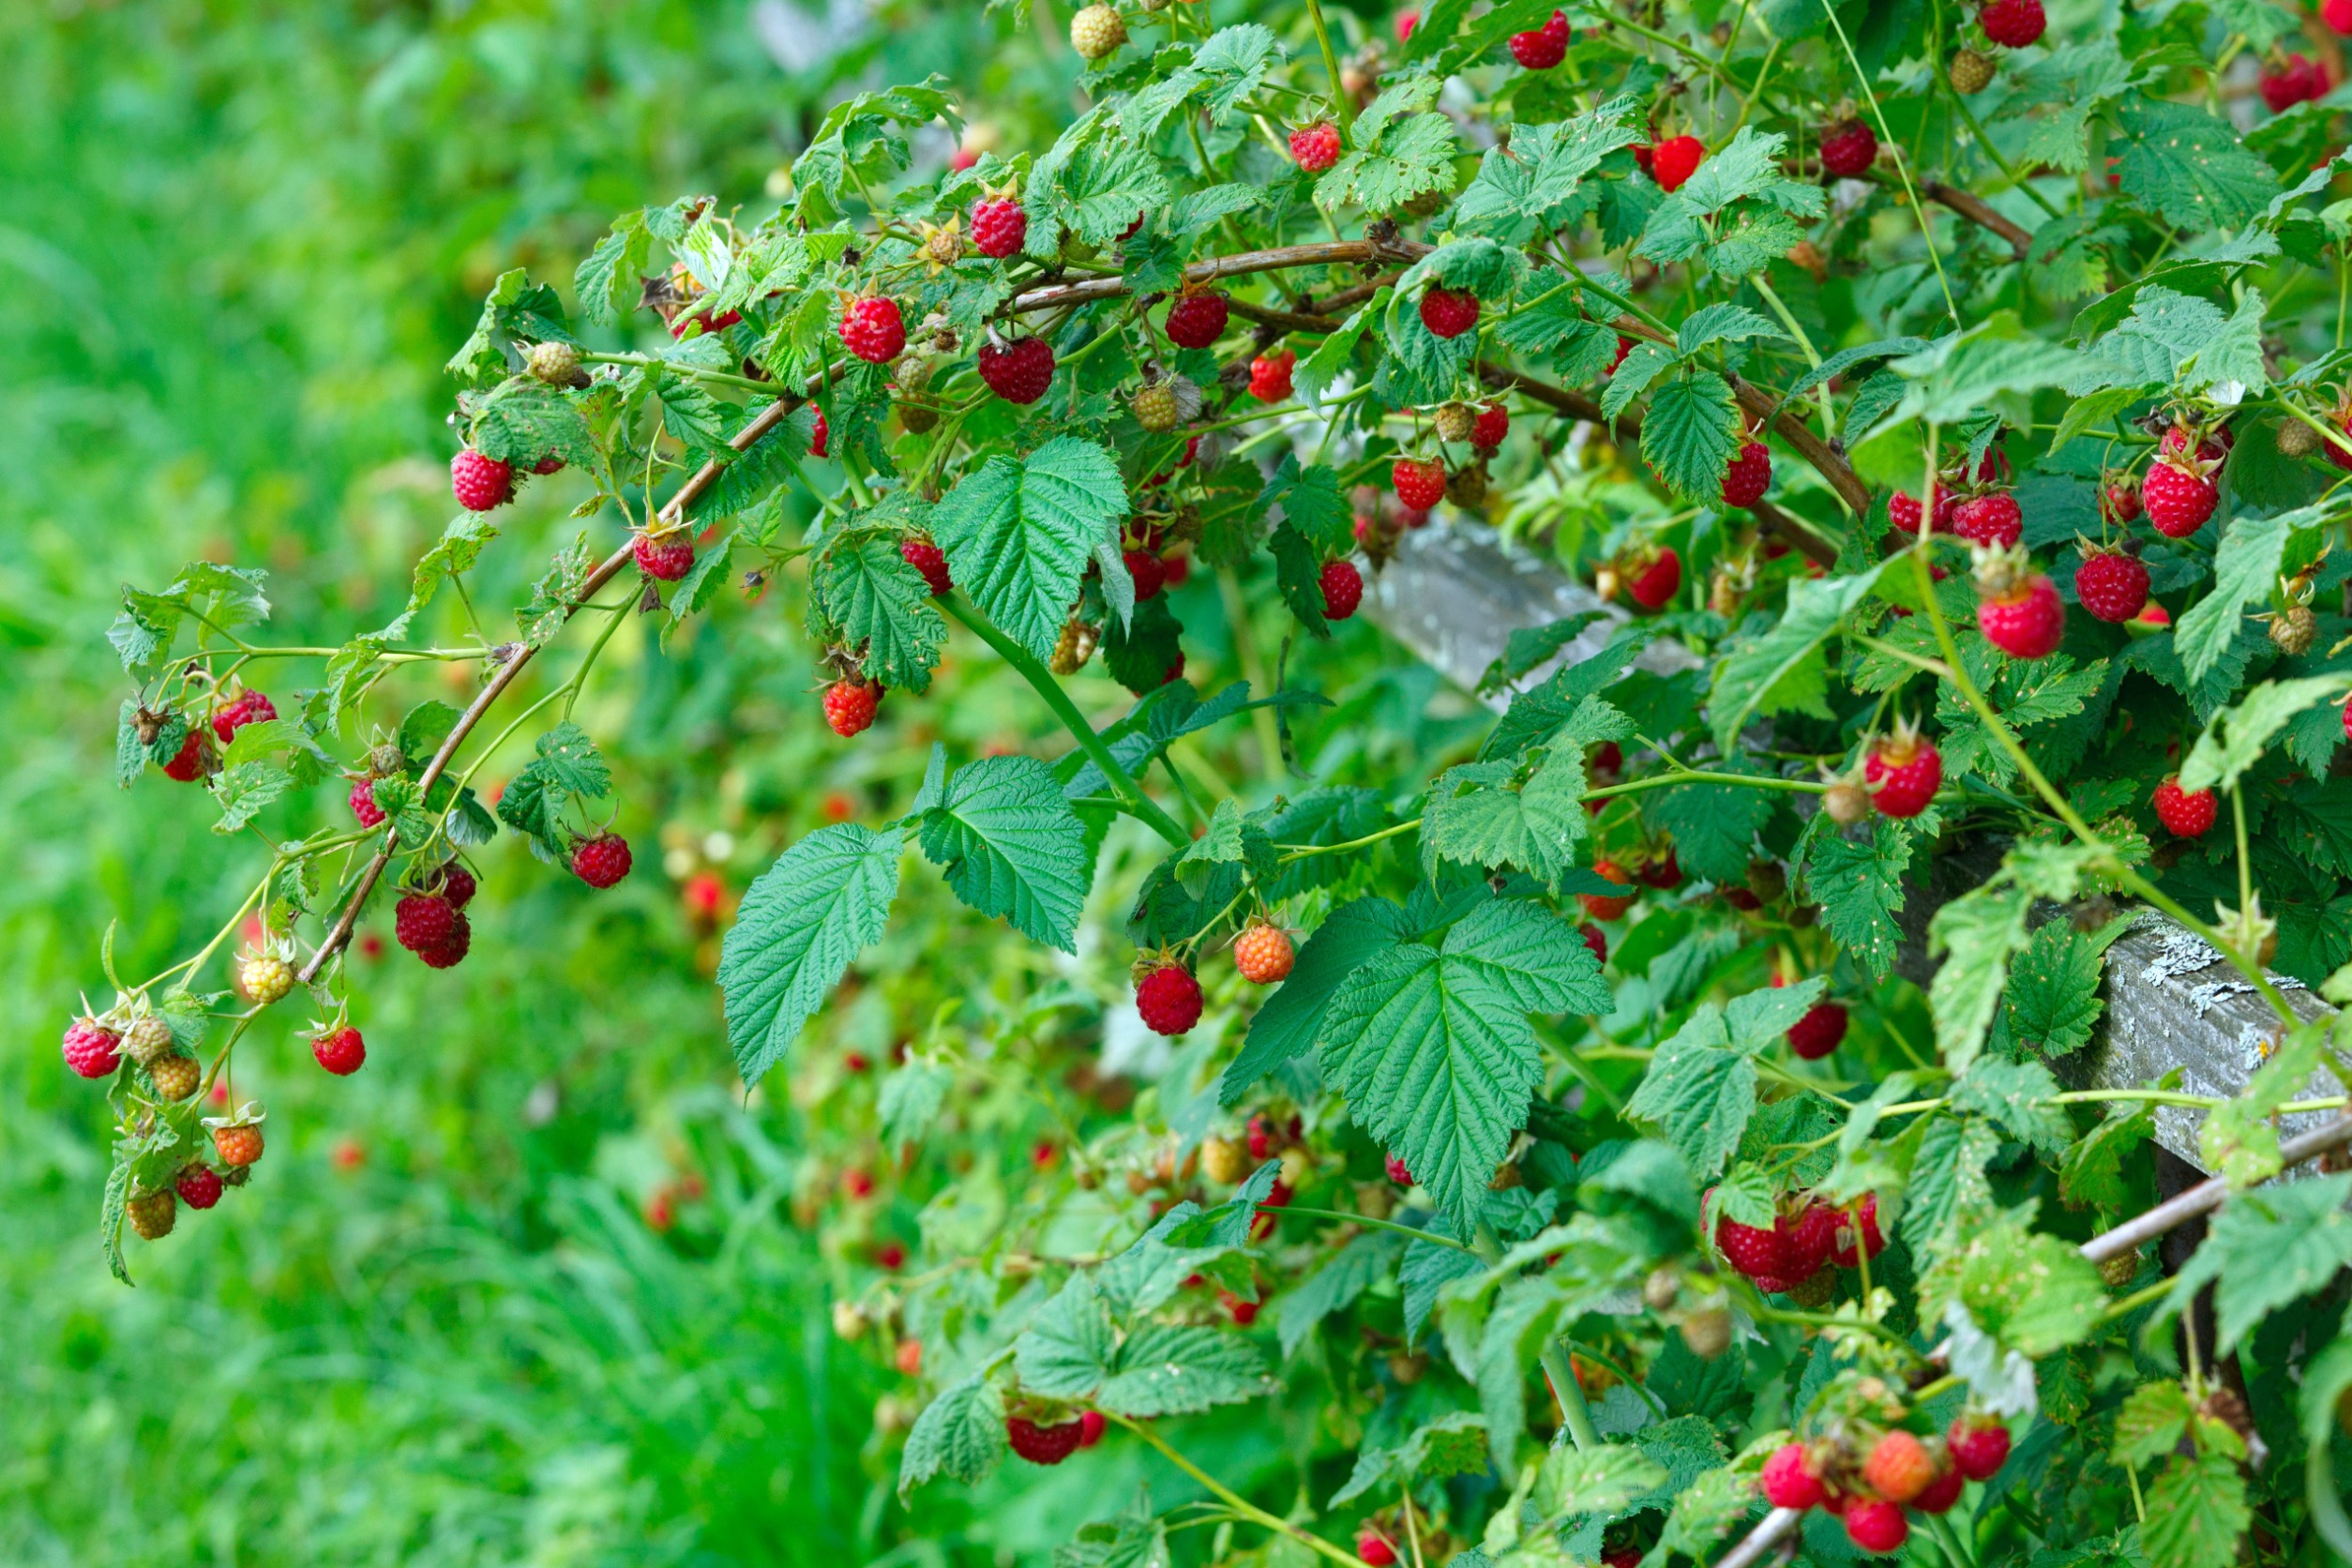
[1364,521,2335,1172]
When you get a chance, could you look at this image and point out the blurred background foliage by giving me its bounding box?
[0,2,1462,1561]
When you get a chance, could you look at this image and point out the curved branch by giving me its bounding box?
[1916,178,2033,260]
[298,369,831,984]
[1008,238,1417,315]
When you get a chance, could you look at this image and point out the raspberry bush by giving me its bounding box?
[63,0,2352,1563]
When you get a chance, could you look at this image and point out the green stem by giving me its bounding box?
[1275,817,1420,861]
[579,351,780,395]
[1584,769,1828,802]
[2102,1276,2173,1321]
[941,596,1189,849]
[1820,0,1960,327]
[1750,274,1833,434]
[1943,88,2062,219]
[1113,1416,1374,1568]
[1257,1204,1473,1251]
[1301,0,1353,133]
[1471,1223,1600,1451]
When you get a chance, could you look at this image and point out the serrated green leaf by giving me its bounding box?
[1329,1411,1489,1506]
[474,376,596,470]
[1902,1116,1999,1258]
[1225,897,1414,1104]
[1624,1007,1750,1180]
[1640,370,1741,501]
[1319,898,1607,1217]
[1638,767,1779,884]
[1425,748,1593,885]
[919,755,1087,952]
[816,534,946,692]
[2114,95,2280,235]
[934,438,1127,662]
[2176,511,2292,686]
[1800,821,1907,980]
[898,1373,1006,1496]
[717,823,903,1088]
[2180,673,2352,795]
[2160,1173,2352,1352]
[1098,1324,1270,1415]
[1920,1209,2105,1356]
[1710,567,1881,748]
[1927,879,2035,1078]
[2139,1451,2250,1568]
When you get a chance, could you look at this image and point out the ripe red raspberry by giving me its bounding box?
[62,1018,122,1078]
[1714,1211,1787,1279]
[176,1163,224,1210]
[1948,1418,2011,1480]
[1787,1001,1847,1060]
[809,409,829,459]
[1845,1499,1909,1555]
[1392,459,1447,509]
[1419,287,1480,339]
[1320,559,1364,620]
[1289,122,1342,173]
[1385,1152,1414,1185]
[1780,1202,1836,1281]
[1234,923,1294,984]
[313,1025,366,1076]
[1760,1443,1827,1510]
[1356,1528,1398,1567]
[2103,475,2143,523]
[573,833,634,889]
[977,336,1055,403]
[2143,458,2217,536]
[1006,1414,1087,1465]
[533,452,566,475]
[1606,335,1633,374]
[213,1123,264,1168]
[1507,8,1571,67]
[1136,962,1204,1035]
[1978,0,2044,45]
[1721,441,1772,507]
[1579,859,1636,920]
[635,531,696,581]
[1250,349,1297,401]
[2074,549,2149,624]
[1912,1463,1966,1515]
[1470,401,1510,449]
[451,449,515,512]
[1395,8,1418,40]
[1246,1113,1290,1160]
[1579,922,1607,963]
[1651,134,1705,191]
[1818,118,1878,176]
[824,680,882,737]
[348,776,385,827]
[419,912,473,970]
[840,295,907,363]
[1866,731,1942,818]
[2153,775,2217,837]
[1638,849,1682,889]
[2329,0,2352,34]
[1887,485,1951,535]
[1952,491,2022,548]
[1628,548,1682,610]
[1979,571,2064,659]
[438,862,477,910]
[1863,1430,1935,1504]
[2261,56,2319,112]
[1219,1288,1259,1325]
[211,690,277,744]
[1078,1410,1107,1448]
[971,195,1029,258]
[162,729,209,782]
[1124,549,1167,601]
[1165,292,1229,349]
[395,892,457,955]
[901,536,952,595]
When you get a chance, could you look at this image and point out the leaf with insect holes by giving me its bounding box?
[932,438,1127,661]
[898,1372,1006,1496]
[1319,898,1607,1218]
[474,376,597,471]
[1640,371,1742,501]
[718,823,903,1089]
[1919,1209,2105,1357]
[1799,820,1908,981]
[1450,98,1646,244]
[494,722,613,852]
[919,755,1089,952]
[2112,95,2281,234]
[1623,1005,1751,1180]
[1316,80,1458,214]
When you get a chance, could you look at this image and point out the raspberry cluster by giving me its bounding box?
[1760,1418,2011,1554]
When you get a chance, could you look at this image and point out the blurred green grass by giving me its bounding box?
[0,5,973,1560]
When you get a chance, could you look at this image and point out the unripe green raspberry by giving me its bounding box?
[1070,4,1127,58]
[527,339,582,384]
[149,1053,201,1102]
[123,1012,176,1065]
[240,950,296,1006]
[1433,401,1478,444]
[1949,48,1994,93]
[128,1187,177,1241]
[1133,382,1181,431]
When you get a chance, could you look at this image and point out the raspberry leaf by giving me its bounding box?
[1452,100,1645,244]
[572,210,654,327]
[1098,1324,1272,1416]
[1638,370,1741,501]
[1319,897,1606,1217]
[2175,509,2295,685]
[897,1372,1006,1496]
[918,754,1090,952]
[718,822,905,1088]
[660,527,735,648]
[1424,749,1593,887]
[1222,895,1416,1105]
[1330,1410,1490,1505]
[933,438,1127,662]
[1636,764,1779,884]
[2179,673,2352,794]
[1918,1211,2106,1357]
[1900,1117,2001,1259]
[2112,96,2281,234]
[1276,1231,1408,1358]
[814,533,947,692]
[1623,1005,1753,1180]
[2140,1452,2254,1568]
[1015,1274,1120,1399]
[1258,456,1352,557]
[1795,821,1908,981]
